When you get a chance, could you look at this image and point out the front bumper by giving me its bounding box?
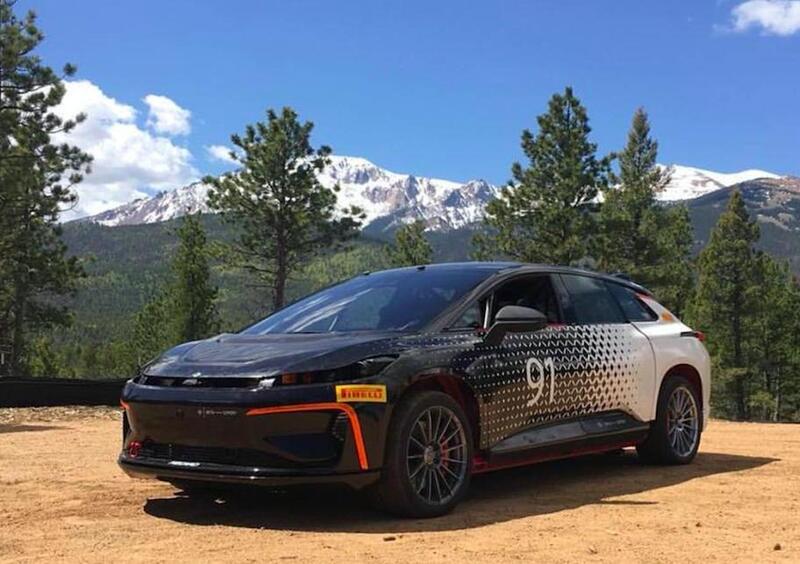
[119,380,391,489]
[118,455,381,489]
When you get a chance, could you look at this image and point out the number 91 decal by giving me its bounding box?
[526,357,556,407]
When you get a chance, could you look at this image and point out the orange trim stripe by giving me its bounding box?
[245,403,369,470]
[120,400,129,411]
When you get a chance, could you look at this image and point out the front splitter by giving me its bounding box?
[119,456,381,489]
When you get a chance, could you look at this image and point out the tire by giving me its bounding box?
[637,375,702,465]
[370,391,473,518]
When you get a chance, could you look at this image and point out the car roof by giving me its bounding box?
[373,261,520,274]
[372,261,652,296]
[512,264,653,296]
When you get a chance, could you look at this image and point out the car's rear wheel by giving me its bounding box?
[371,391,473,517]
[638,375,702,464]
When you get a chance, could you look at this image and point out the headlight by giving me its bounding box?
[275,355,397,386]
[257,377,277,389]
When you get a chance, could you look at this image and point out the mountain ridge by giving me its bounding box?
[74,155,783,232]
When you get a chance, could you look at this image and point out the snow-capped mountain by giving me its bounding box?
[657,165,779,201]
[76,156,782,231]
[315,156,497,231]
[81,182,213,227]
[78,155,500,231]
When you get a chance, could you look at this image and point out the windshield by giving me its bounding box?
[242,267,495,334]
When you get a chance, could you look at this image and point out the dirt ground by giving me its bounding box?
[0,407,798,563]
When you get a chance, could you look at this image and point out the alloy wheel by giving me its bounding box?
[667,385,699,457]
[406,405,468,505]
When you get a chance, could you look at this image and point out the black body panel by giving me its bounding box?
[119,263,654,488]
[143,332,410,379]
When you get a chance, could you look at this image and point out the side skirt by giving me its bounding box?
[473,411,650,474]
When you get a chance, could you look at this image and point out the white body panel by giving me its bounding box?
[626,324,657,423]
[634,297,712,430]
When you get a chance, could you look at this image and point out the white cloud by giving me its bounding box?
[205,144,239,165]
[143,94,191,135]
[730,0,800,35]
[54,80,198,219]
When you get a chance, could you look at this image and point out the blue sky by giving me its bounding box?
[27,0,800,215]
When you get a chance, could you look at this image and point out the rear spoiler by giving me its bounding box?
[609,272,653,297]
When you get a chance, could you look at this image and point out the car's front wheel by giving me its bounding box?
[371,390,473,517]
[638,375,702,464]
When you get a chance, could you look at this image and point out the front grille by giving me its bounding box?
[139,375,261,389]
[139,442,299,468]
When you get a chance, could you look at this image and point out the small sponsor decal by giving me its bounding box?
[336,384,387,403]
[196,407,239,418]
[168,460,201,468]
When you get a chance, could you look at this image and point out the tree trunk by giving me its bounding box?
[273,270,285,311]
[273,242,287,311]
[732,309,747,420]
[734,374,746,421]
[10,275,26,377]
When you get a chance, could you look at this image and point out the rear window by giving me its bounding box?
[559,274,626,324]
[606,282,658,322]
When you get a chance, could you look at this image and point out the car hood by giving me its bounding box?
[143,332,410,378]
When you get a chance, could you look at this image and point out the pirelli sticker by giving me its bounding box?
[335,384,387,403]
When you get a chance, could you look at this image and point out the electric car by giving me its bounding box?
[119,262,710,517]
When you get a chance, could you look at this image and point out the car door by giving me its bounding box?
[553,274,656,424]
[450,272,576,449]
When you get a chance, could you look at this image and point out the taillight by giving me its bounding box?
[127,440,142,458]
[681,330,706,342]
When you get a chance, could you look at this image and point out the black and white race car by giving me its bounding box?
[119,262,710,517]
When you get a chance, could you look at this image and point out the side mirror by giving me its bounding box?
[483,305,548,346]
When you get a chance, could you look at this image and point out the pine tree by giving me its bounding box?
[206,107,362,310]
[129,292,174,371]
[655,204,695,315]
[170,215,218,342]
[749,256,799,421]
[596,108,694,314]
[0,1,92,375]
[688,191,760,419]
[782,277,800,420]
[597,107,665,270]
[123,217,219,373]
[386,220,433,267]
[26,336,63,377]
[476,87,610,265]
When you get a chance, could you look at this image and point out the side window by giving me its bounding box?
[606,282,658,322]
[490,275,561,324]
[559,274,625,324]
[450,300,485,330]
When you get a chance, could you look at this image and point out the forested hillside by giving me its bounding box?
[58,177,800,349]
[687,178,800,274]
[42,217,394,377]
